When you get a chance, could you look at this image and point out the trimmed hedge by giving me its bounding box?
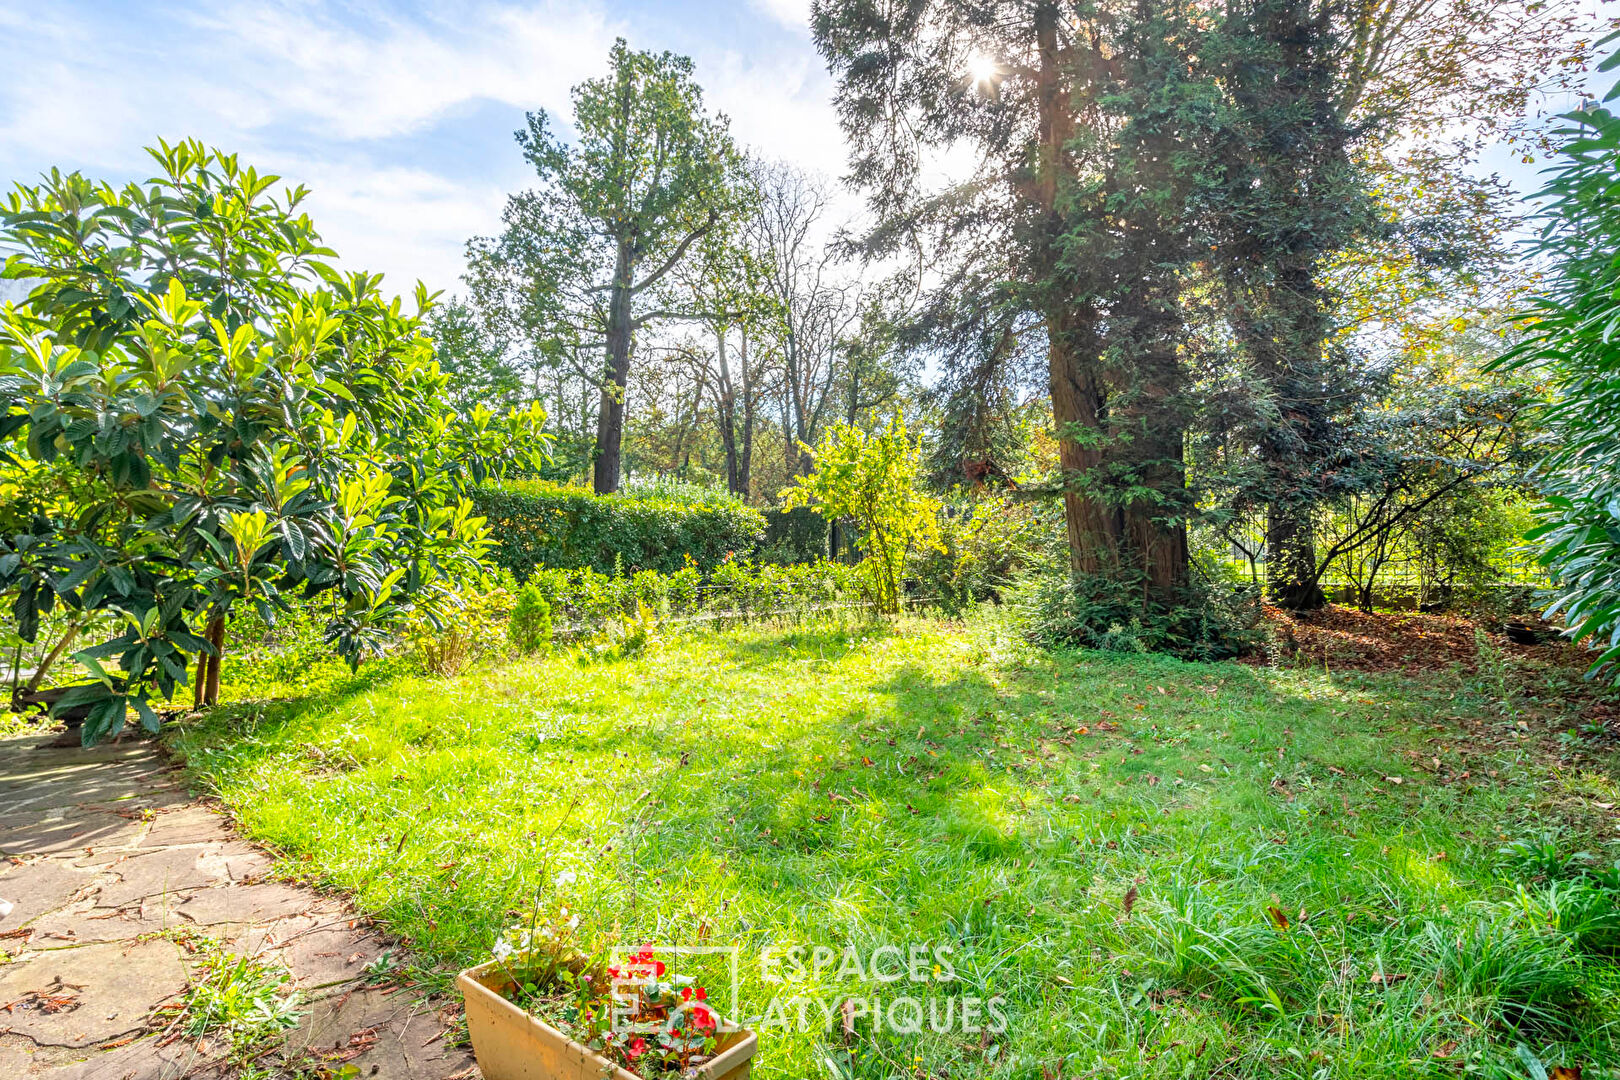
[760,506,830,563]
[472,480,767,578]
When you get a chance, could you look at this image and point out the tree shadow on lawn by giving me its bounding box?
[161,624,1536,1001]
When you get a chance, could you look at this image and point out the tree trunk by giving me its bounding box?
[1266,502,1325,610]
[193,642,209,710]
[199,615,225,708]
[594,242,636,495]
[738,328,755,498]
[1115,277,1191,595]
[1047,308,1121,575]
[715,326,742,495]
[1033,3,1124,578]
[24,619,82,695]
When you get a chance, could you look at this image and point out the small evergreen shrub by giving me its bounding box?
[406,575,513,677]
[508,583,554,653]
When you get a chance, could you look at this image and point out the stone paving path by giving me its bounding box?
[0,733,479,1079]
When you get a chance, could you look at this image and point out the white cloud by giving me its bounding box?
[747,0,811,33]
[286,158,513,294]
[0,1,855,294]
[178,1,618,141]
[705,46,845,176]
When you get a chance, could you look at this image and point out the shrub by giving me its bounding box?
[1008,563,1262,662]
[1498,67,1620,684]
[471,480,765,578]
[909,493,1045,616]
[781,415,941,614]
[758,506,830,564]
[406,576,513,677]
[509,583,554,654]
[513,557,869,634]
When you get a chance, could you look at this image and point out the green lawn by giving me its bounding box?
[172,616,1620,1079]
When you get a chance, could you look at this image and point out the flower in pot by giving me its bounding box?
[458,876,756,1079]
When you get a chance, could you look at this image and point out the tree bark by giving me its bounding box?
[199,615,225,708]
[1047,307,1120,574]
[1034,4,1123,578]
[1266,502,1325,610]
[593,242,636,494]
[24,619,82,695]
[738,328,755,497]
[715,326,742,495]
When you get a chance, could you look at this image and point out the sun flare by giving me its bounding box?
[966,52,999,88]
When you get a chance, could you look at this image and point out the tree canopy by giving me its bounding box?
[467,39,744,495]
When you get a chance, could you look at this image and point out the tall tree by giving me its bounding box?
[671,190,776,496]
[427,297,526,412]
[749,161,861,475]
[1205,0,1594,608]
[1203,0,1374,609]
[813,0,1212,596]
[467,39,743,494]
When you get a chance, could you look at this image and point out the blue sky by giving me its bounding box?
[0,1,841,293]
[0,1,1600,302]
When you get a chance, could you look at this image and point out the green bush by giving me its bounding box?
[1499,60,1620,683]
[508,583,554,653]
[516,558,868,633]
[404,574,514,678]
[471,480,766,578]
[759,506,829,564]
[1008,562,1262,662]
[909,493,1045,616]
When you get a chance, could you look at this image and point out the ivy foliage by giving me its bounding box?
[0,141,547,740]
[470,479,766,578]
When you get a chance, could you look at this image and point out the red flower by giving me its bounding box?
[691,1004,715,1031]
[694,987,707,1001]
[680,987,692,1001]
[627,1037,648,1061]
[654,960,666,976]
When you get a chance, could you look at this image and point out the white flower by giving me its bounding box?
[492,939,513,960]
[556,870,578,887]
[568,914,581,930]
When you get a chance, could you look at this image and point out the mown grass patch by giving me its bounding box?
[170,616,1620,1079]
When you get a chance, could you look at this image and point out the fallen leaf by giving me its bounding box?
[1369,972,1408,985]
[1266,905,1290,931]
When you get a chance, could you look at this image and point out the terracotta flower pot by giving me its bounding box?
[457,961,758,1080]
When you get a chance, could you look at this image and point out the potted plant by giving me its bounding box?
[458,877,756,1080]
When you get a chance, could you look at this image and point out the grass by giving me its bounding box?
[148,930,304,1066]
[170,613,1620,1079]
